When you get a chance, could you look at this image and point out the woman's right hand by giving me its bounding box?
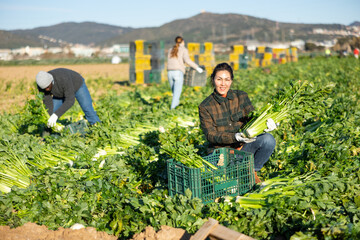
[235,132,256,143]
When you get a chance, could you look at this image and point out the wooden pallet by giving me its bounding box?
[191,218,255,240]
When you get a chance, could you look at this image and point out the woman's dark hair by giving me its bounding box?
[210,62,234,87]
[170,36,184,58]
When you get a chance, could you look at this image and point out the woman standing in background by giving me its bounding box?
[167,36,203,109]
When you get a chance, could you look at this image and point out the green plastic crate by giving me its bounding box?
[183,66,207,87]
[167,148,255,204]
[64,120,89,135]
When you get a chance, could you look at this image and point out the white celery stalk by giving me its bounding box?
[242,81,308,138]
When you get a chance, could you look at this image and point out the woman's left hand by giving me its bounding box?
[264,118,277,132]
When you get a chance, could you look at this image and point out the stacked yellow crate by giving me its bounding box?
[285,48,298,63]
[291,47,298,62]
[229,53,239,70]
[129,40,165,84]
[161,70,167,82]
[253,46,272,67]
[199,42,215,75]
[285,49,291,63]
[133,40,151,84]
[253,46,264,67]
[187,43,201,62]
[233,45,245,54]
[271,49,278,59]
[229,45,246,70]
[204,42,213,52]
[262,52,272,67]
[272,48,287,64]
[257,46,266,54]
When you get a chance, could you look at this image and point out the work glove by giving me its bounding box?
[235,132,256,143]
[264,118,277,132]
[196,67,204,73]
[47,113,58,128]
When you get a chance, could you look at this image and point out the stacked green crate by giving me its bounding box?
[129,40,165,84]
[239,54,250,69]
[148,41,165,84]
[239,46,249,69]
[129,41,136,84]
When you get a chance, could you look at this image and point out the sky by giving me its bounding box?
[0,0,359,31]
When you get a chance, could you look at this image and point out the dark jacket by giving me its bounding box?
[38,68,84,118]
[199,89,254,154]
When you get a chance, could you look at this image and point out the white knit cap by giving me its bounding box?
[36,71,53,89]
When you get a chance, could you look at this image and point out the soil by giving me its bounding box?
[0,222,192,240]
[130,225,191,240]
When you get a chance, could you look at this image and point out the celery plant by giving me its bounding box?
[40,101,64,132]
[242,80,308,138]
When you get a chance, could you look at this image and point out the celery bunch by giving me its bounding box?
[0,147,31,193]
[221,172,318,209]
[40,102,64,132]
[242,80,308,138]
[160,127,217,170]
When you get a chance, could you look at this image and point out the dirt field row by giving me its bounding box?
[0,222,192,240]
[0,63,130,114]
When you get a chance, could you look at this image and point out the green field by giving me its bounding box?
[0,57,360,239]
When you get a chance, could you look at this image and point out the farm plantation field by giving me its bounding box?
[0,57,360,239]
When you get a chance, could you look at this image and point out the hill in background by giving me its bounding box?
[0,30,43,49]
[349,21,360,26]
[0,12,358,49]
[104,12,351,46]
[8,22,133,47]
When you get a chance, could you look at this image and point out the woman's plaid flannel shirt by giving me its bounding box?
[199,89,254,154]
